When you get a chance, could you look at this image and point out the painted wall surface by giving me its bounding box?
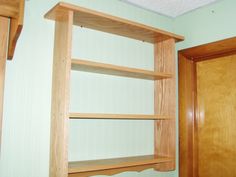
[0,0,175,177]
[174,0,236,49]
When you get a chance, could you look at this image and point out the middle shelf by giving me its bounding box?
[70,59,172,121]
[69,113,171,120]
[71,59,172,80]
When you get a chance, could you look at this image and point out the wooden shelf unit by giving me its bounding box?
[45,2,183,177]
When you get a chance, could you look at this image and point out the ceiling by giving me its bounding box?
[121,0,220,18]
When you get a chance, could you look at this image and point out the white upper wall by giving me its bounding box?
[121,0,220,17]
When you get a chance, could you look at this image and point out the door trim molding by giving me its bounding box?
[178,36,236,177]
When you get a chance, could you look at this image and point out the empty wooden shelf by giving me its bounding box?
[69,113,171,120]
[68,155,172,177]
[72,59,172,80]
[45,2,183,177]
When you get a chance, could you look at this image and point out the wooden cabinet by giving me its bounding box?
[0,0,25,149]
[45,2,184,177]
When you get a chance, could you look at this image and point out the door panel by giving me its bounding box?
[196,55,236,177]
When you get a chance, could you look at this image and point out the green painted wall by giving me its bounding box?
[174,0,236,49]
[0,0,235,177]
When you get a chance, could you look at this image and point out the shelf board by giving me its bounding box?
[68,155,172,177]
[44,2,184,43]
[71,59,172,80]
[69,113,171,120]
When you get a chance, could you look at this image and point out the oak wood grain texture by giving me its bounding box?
[178,54,197,177]
[7,0,24,60]
[49,11,73,177]
[44,2,184,43]
[71,59,172,80]
[179,36,236,61]
[154,39,176,171]
[0,16,9,150]
[68,155,172,176]
[0,0,19,18]
[0,0,25,60]
[69,113,171,120]
[45,3,182,176]
[196,55,236,177]
[68,164,156,177]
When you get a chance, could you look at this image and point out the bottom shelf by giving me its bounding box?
[68,155,172,177]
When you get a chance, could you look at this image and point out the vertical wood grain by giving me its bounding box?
[197,55,236,177]
[178,54,197,177]
[154,38,176,171]
[0,16,9,150]
[49,11,73,177]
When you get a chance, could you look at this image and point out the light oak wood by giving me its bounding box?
[0,0,25,60]
[49,11,73,177]
[0,1,25,149]
[197,55,236,177]
[0,16,9,150]
[7,0,24,60]
[154,39,176,171]
[71,59,172,80]
[68,155,172,176]
[69,113,171,120]
[44,2,184,43]
[0,0,19,18]
[46,2,181,176]
[179,36,236,61]
[68,164,156,177]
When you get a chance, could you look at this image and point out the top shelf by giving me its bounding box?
[44,2,184,43]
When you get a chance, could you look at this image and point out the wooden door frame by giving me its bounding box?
[178,36,236,177]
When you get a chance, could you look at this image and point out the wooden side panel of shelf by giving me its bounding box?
[154,38,176,171]
[49,11,73,177]
[0,16,9,149]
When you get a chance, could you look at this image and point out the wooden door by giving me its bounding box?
[179,37,236,177]
[196,55,236,177]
